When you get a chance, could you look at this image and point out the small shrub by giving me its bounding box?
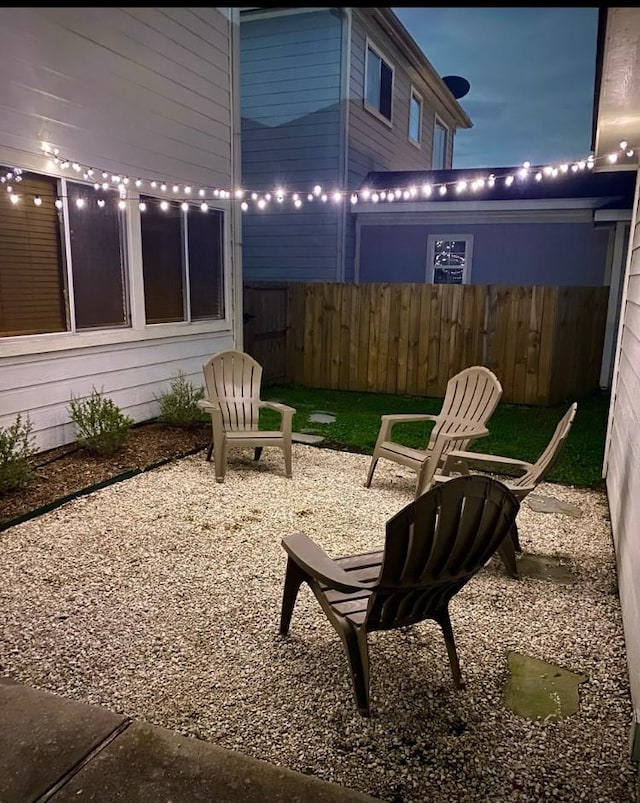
[68,388,133,455]
[0,413,37,494]
[156,371,207,428]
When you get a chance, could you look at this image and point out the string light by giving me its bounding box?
[2,140,638,215]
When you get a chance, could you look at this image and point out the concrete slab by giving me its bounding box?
[308,411,336,424]
[503,653,587,723]
[292,432,325,445]
[516,553,577,584]
[526,494,583,517]
[54,720,379,803]
[0,676,127,803]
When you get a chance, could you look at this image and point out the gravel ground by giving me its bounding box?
[0,444,637,803]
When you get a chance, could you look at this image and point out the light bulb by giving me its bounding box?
[456,181,467,193]
[199,188,206,197]
[75,198,85,208]
[235,189,244,199]
[118,200,126,210]
[620,140,628,150]
[184,186,191,194]
[608,153,618,163]
[505,175,514,186]
[9,194,19,205]
[200,202,208,212]
[422,184,432,196]
[160,184,167,192]
[321,194,327,202]
[181,202,189,212]
[350,194,358,204]
[439,185,447,195]
[535,172,543,181]
[102,182,109,190]
[362,189,371,200]
[151,181,158,189]
[172,185,179,193]
[240,201,248,211]
[257,198,266,210]
[139,201,147,212]
[307,194,313,201]
[135,179,142,188]
[332,192,342,203]
[93,183,100,190]
[97,199,106,208]
[160,200,169,211]
[55,199,63,209]
[371,193,379,203]
[33,196,42,206]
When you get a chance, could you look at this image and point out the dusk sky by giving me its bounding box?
[393,7,600,170]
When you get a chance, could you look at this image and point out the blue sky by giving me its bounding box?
[393,7,600,169]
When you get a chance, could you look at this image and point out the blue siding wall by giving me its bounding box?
[241,10,344,281]
[358,221,611,285]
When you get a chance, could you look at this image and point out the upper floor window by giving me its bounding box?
[432,118,449,169]
[365,41,393,124]
[427,235,473,284]
[141,198,224,325]
[409,87,422,146]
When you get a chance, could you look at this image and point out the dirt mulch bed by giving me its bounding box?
[0,422,211,530]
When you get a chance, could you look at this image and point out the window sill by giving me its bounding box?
[408,137,422,150]
[0,319,233,359]
[363,101,393,129]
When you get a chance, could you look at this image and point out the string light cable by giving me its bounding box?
[0,140,637,213]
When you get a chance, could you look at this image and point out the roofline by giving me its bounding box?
[370,8,473,130]
[591,7,608,152]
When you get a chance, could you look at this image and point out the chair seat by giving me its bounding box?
[225,430,284,441]
[377,441,428,466]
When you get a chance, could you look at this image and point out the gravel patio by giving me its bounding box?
[0,443,637,802]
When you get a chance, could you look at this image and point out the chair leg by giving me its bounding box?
[341,624,371,717]
[254,447,263,462]
[498,537,519,579]
[279,558,306,635]
[213,440,227,483]
[510,521,522,553]
[435,609,464,689]
[283,443,292,478]
[364,457,379,488]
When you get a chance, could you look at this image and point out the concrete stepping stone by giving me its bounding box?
[526,494,582,517]
[292,432,325,445]
[516,553,576,584]
[308,411,337,424]
[504,652,587,723]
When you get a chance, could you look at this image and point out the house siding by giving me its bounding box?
[347,9,457,191]
[240,10,344,282]
[0,7,237,451]
[356,216,611,285]
[345,9,459,281]
[606,171,640,737]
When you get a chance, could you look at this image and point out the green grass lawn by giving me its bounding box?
[260,385,610,488]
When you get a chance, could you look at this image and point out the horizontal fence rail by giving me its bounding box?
[243,282,609,405]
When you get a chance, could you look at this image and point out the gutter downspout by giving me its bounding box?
[229,7,244,349]
[337,7,352,282]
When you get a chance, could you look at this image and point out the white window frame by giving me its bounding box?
[364,37,394,128]
[432,116,450,169]
[0,153,233,358]
[408,86,423,147]
[426,234,474,284]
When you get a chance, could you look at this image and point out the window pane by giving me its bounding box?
[188,210,224,320]
[409,95,421,142]
[366,47,381,108]
[141,198,185,323]
[0,170,67,337]
[433,240,466,284]
[433,122,447,169]
[67,182,128,330]
[379,61,393,120]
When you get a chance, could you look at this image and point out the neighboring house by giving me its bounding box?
[0,7,242,452]
[595,6,640,772]
[352,165,634,387]
[239,6,472,283]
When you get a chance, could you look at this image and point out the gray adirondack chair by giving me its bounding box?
[365,366,503,498]
[435,402,578,577]
[279,475,520,716]
[197,350,295,482]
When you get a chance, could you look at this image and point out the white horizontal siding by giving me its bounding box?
[0,7,232,185]
[0,7,238,451]
[606,169,640,727]
[0,333,233,452]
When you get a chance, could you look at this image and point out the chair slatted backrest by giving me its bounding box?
[365,476,519,631]
[427,366,502,453]
[202,350,263,431]
[514,403,577,490]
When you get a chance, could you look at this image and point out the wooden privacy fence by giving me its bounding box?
[243,282,609,405]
